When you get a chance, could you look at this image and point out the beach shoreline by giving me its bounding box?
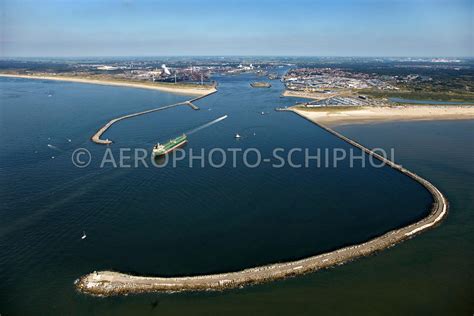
[293,105,474,126]
[0,73,216,96]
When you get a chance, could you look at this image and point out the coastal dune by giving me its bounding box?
[75,113,448,296]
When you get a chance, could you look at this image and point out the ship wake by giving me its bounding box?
[186,115,228,135]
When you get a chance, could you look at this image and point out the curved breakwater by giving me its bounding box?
[75,109,448,296]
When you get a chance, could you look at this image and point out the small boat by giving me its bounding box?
[250,82,271,88]
[261,111,265,115]
[235,133,241,139]
[81,231,87,240]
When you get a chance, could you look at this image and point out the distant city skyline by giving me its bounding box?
[1,0,473,57]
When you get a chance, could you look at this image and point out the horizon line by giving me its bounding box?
[1,55,473,59]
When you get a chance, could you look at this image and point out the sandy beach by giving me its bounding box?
[293,105,474,126]
[0,73,216,96]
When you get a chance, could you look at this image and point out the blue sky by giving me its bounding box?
[1,0,472,57]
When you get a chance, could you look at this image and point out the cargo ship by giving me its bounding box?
[250,82,271,88]
[153,134,187,157]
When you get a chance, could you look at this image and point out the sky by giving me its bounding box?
[1,0,473,57]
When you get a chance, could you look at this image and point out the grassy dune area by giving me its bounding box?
[357,88,474,103]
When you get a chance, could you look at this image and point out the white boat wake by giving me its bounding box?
[186,115,228,135]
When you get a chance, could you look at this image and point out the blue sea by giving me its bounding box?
[0,75,472,315]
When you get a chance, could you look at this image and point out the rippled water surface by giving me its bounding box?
[2,75,467,315]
